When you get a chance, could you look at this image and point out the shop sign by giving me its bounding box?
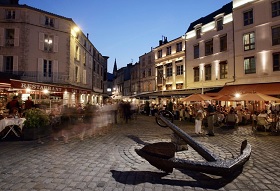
[11,79,92,94]
[20,82,63,92]
[11,80,65,92]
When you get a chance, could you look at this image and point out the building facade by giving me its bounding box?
[139,50,155,94]
[0,2,107,107]
[185,2,234,92]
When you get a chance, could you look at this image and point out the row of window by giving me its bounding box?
[156,51,280,84]
[193,61,227,82]
[157,83,184,91]
[142,68,152,78]
[195,17,223,40]
[4,8,101,61]
[157,42,183,58]
[193,34,227,59]
[0,55,106,86]
[192,24,280,60]
[194,1,280,39]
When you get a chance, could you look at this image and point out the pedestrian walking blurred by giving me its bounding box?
[195,105,204,134]
[122,102,131,123]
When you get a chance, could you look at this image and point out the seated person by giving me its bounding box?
[225,108,238,127]
[257,110,271,130]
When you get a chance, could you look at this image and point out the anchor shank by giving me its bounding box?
[156,114,219,162]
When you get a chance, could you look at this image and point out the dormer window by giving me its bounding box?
[158,49,162,58]
[166,46,171,55]
[6,9,15,19]
[216,18,223,31]
[45,16,54,27]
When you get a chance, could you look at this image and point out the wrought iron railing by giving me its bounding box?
[1,71,70,84]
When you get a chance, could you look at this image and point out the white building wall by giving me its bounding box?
[233,0,280,85]
[186,13,235,90]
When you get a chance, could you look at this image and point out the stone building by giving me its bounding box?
[0,1,107,106]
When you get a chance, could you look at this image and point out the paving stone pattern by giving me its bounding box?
[0,115,280,191]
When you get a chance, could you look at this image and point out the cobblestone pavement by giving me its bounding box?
[1,115,280,191]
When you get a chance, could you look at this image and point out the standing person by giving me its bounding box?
[205,101,215,136]
[195,105,204,134]
[123,102,131,123]
[6,95,20,114]
[25,96,34,110]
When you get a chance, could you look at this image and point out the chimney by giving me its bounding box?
[159,40,163,46]
[87,33,89,39]
[164,37,168,44]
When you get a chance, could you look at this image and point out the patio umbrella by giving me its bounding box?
[181,94,213,102]
[212,94,234,101]
[230,92,280,102]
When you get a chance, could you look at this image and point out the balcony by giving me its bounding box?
[1,71,69,84]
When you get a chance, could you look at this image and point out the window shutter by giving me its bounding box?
[39,32,44,50]
[77,47,80,61]
[0,55,3,72]
[83,69,87,84]
[53,35,58,52]
[53,60,58,81]
[15,10,19,20]
[13,56,18,74]
[14,28,19,46]
[89,55,92,68]
[40,15,45,25]
[37,58,43,81]
[77,67,80,82]
[54,19,59,28]
[0,28,4,47]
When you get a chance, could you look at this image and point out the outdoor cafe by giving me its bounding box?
[178,88,280,132]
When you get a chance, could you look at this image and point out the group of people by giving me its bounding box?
[6,96,34,117]
[165,101,264,136]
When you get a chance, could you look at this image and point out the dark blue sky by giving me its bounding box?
[20,0,232,72]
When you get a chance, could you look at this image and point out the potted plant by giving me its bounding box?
[23,108,50,141]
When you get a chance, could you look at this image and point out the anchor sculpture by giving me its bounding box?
[135,111,251,177]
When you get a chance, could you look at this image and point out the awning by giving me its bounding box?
[217,83,280,96]
[134,87,219,98]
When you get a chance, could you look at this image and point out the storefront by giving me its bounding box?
[0,79,96,114]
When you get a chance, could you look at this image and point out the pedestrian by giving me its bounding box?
[122,102,131,123]
[195,105,204,134]
[205,101,215,136]
[6,95,20,114]
[25,96,34,110]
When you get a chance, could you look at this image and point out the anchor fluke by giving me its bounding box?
[135,111,251,177]
[135,142,175,173]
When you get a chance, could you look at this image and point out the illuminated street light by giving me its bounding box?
[43,89,49,94]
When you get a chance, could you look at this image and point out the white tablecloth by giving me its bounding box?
[0,118,26,133]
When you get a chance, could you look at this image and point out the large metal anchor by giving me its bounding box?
[135,112,251,177]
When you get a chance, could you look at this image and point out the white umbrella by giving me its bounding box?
[181,94,213,102]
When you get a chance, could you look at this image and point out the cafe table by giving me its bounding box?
[0,117,26,139]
